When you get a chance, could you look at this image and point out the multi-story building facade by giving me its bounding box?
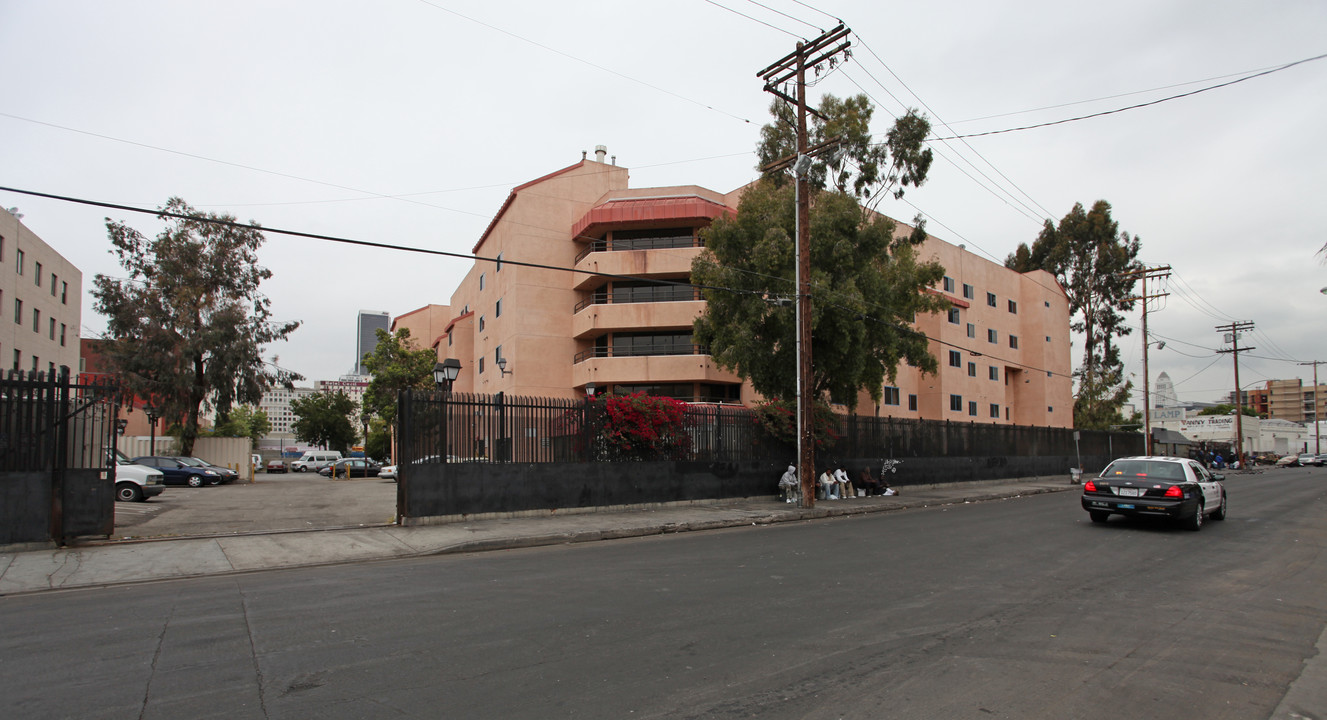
[423,151,1073,427]
[390,304,451,352]
[1,208,81,376]
[356,310,390,375]
[257,385,316,451]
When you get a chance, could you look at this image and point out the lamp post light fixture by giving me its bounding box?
[433,358,462,392]
[585,381,596,397]
[144,401,160,456]
[497,357,512,377]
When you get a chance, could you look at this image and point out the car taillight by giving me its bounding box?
[1084,480,1097,492]
[1164,485,1183,498]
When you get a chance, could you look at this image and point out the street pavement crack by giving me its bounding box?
[138,591,178,720]
[237,580,271,718]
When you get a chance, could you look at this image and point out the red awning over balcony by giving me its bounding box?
[571,196,733,240]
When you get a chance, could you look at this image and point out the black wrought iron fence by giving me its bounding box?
[397,390,1140,467]
[0,369,120,472]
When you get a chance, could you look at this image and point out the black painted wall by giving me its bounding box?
[398,454,1114,522]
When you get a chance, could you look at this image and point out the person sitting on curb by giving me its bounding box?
[778,464,798,503]
[857,465,880,496]
[834,465,855,498]
[818,468,839,499]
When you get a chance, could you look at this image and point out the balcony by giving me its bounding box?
[571,346,741,388]
[573,342,708,364]
[573,245,704,289]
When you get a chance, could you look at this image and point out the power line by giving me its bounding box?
[848,34,1057,221]
[930,51,1327,141]
[414,0,755,124]
[5,184,1080,384]
[948,60,1313,125]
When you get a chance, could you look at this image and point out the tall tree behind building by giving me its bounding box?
[93,198,301,454]
[1006,200,1141,429]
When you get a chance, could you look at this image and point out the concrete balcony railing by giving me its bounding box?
[572,299,705,339]
[573,247,703,290]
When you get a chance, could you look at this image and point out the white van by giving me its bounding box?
[291,451,343,472]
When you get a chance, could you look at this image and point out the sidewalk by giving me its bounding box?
[0,478,1075,596]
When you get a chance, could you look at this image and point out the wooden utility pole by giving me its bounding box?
[1299,360,1323,456]
[758,25,851,507]
[1216,321,1255,466]
[1120,265,1170,454]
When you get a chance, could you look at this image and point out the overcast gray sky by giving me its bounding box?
[3,0,1324,406]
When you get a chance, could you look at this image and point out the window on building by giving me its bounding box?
[948,307,960,324]
[1009,335,1019,349]
[496,298,503,317]
[32,308,39,332]
[12,349,19,371]
[14,298,21,323]
[967,362,976,377]
[989,366,999,381]
[48,317,55,340]
[908,394,917,411]
[883,386,900,405]
[968,401,977,416]
[1045,301,1050,307]
[479,273,485,291]
[943,276,954,293]
[948,350,961,367]
[447,330,453,347]
[478,357,485,374]
[1046,336,1051,342]
[990,403,1000,418]
[31,355,38,373]
[950,394,963,412]
[61,281,67,304]
[987,328,997,344]
[478,315,485,331]
[17,249,24,275]
[496,252,503,272]
[986,292,996,307]
[34,262,41,286]
[0,235,4,261]
[50,274,57,296]
[1048,406,1054,413]
[495,345,503,364]
[962,283,973,299]
[966,323,975,339]
[1008,299,1017,314]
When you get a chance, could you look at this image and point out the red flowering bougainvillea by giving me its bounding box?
[593,392,692,461]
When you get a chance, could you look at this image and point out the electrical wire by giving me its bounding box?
[738,0,823,34]
[702,0,803,38]
[1,184,1079,382]
[948,60,1314,125]
[414,0,756,124]
[930,51,1327,141]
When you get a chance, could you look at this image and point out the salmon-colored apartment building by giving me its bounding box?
[395,149,1073,428]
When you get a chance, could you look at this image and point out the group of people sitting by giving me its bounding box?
[777,464,897,503]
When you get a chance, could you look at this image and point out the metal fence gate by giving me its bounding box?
[0,369,120,546]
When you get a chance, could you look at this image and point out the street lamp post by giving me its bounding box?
[144,401,160,456]
[432,359,462,460]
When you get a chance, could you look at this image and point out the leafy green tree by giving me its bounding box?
[290,391,358,453]
[207,405,271,449]
[93,198,300,454]
[362,328,437,426]
[1006,200,1142,429]
[364,417,392,463]
[692,181,949,408]
[1197,404,1258,417]
[757,93,933,209]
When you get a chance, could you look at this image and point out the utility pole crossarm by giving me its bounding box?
[1216,321,1256,467]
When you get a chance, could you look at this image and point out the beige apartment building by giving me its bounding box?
[1,207,81,377]
[418,150,1073,428]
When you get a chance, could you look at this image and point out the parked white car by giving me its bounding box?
[114,451,166,502]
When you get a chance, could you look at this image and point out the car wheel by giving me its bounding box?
[207,476,222,486]
[187,475,204,488]
[1184,500,1205,531]
[1211,493,1227,521]
[116,482,143,502]
[1089,510,1109,524]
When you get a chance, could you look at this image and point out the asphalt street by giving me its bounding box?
[3,470,1324,719]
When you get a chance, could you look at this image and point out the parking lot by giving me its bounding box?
[110,470,398,541]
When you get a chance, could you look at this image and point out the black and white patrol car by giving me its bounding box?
[1082,456,1227,530]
